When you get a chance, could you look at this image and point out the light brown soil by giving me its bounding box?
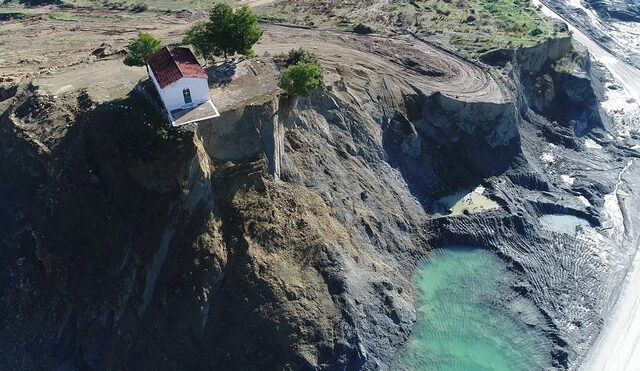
[255,24,508,103]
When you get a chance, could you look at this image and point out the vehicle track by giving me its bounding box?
[258,24,508,103]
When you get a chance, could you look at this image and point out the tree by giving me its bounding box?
[206,3,236,59]
[279,62,323,97]
[231,6,263,56]
[182,21,219,65]
[183,3,263,60]
[124,32,161,66]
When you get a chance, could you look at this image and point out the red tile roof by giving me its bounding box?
[147,46,208,88]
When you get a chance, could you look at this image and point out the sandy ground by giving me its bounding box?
[0,7,192,81]
[33,59,146,101]
[236,0,276,7]
[209,58,279,112]
[583,161,640,371]
[533,2,640,370]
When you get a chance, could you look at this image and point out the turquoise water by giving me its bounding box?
[395,247,551,371]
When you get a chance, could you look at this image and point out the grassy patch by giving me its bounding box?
[553,51,582,74]
[59,0,254,12]
[0,11,29,20]
[410,0,555,56]
[254,0,564,58]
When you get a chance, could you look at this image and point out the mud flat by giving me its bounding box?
[538,214,591,236]
[434,186,500,216]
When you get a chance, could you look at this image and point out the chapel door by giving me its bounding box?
[183,88,192,104]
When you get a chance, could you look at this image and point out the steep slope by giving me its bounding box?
[1,26,637,371]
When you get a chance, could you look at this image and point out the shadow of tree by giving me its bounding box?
[205,61,237,88]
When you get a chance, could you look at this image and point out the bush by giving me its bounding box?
[279,62,323,97]
[286,48,319,66]
[130,2,148,13]
[124,32,162,66]
[353,23,375,34]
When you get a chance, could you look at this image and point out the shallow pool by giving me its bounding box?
[435,186,500,216]
[539,214,591,236]
[394,247,551,371]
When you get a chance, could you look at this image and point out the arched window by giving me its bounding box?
[183,88,192,104]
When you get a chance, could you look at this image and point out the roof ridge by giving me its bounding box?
[167,45,186,79]
[148,45,206,88]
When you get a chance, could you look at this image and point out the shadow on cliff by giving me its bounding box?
[0,85,226,370]
[382,92,521,208]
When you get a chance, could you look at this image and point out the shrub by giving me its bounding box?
[353,23,375,34]
[279,62,323,97]
[130,2,148,13]
[286,48,319,66]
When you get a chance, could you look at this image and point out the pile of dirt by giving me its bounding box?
[91,42,126,59]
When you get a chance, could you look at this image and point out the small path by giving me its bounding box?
[234,0,277,7]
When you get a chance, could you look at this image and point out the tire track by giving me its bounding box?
[257,24,508,104]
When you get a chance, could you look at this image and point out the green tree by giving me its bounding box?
[206,3,236,59]
[124,32,161,66]
[182,21,218,65]
[231,6,263,56]
[189,3,263,60]
[279,62,323,97]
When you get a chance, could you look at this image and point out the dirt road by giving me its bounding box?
[236,0,277,7]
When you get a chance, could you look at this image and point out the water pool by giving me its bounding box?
[394,247,551,371]
[435,186,500,216]
[539,214,591,236]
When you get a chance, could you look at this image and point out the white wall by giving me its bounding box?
[148,68,210,113]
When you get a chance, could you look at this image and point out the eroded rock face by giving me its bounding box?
[584,0,640,22]
[0,60,520,369]
[0,34,629,370]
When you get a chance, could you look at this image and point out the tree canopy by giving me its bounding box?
[230,6,263,56]
[182,3,263,61]
[182,21,219,65]
[279,62,323,97]
[285,48,319,67]
[123,32,161,66]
